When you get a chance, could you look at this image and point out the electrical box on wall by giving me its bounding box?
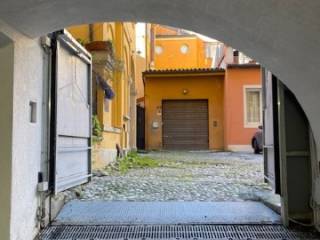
[152,121,159,129]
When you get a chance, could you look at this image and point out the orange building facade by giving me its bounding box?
[154,35,213,69]
[143,65,261,151]
[143,25,262,152]
[224,64,262,151]
[147,24,217,70]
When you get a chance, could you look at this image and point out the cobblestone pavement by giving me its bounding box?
[64,151,272,202]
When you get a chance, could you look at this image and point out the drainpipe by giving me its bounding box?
[233,50,239,64]
[89,24,94,42]
[150,24,155,69]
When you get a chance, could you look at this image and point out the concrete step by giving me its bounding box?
[53,201,281,225]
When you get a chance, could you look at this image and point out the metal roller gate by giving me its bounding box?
[162,99,209,150]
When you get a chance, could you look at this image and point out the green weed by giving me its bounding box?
[116,151,159,174]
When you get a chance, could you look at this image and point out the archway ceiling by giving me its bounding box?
[1,0,320,149]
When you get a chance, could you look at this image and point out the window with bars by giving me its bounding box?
[244,87,262,127]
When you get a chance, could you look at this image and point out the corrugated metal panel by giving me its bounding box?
[53,31,92,193]
[162,100,209,150]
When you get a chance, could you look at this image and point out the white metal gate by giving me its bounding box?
[51,30,92,194]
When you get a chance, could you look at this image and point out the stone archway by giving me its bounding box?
[1,1,320,239]
[1,1,319,152]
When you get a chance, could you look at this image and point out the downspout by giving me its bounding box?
[89,24,94,42]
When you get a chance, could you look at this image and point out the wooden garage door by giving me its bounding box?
[162,100,209,150]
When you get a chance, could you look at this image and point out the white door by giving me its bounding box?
[51,30,92,194]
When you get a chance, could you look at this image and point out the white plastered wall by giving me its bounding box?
[0,21,44,240]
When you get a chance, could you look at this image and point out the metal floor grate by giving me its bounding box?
[39,224,320,239]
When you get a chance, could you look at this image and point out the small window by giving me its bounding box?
[244,87,262,127]
[155,45,163,55]
[180,44,189,54]
[29,101,37,123]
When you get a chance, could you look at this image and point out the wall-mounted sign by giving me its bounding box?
[152,121,160,129]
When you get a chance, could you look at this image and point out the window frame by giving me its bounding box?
[243,85,262,128]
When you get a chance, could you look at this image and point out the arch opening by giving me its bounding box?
[1,0,319,152]
[45,22,316,231]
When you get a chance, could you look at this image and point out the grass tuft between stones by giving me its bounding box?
[116,151,159,173]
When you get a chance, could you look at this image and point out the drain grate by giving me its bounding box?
[39,224,320,239]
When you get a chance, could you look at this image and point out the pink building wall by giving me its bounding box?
[224,64,262,151]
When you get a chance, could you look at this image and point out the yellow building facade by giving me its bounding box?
[68,22,137,169]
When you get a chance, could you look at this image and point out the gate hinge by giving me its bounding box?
[41,36,51,49]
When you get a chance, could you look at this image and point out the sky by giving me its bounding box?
[136,23,146,58]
